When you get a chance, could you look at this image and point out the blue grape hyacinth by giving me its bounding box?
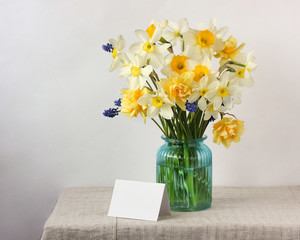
[185,101,197,112]
[103,108,119,118]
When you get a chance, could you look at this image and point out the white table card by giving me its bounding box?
[108,179,171,221]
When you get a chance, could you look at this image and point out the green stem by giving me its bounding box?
[149,74,158,89]
[183,142,196,206]
[171,107,182,139]
[198,120,209,138]
[227,61,246,68]
[159,37,174,53]
[158,115,167,136]
[152,70,160,82]
[151,118,166,137]
[165,119,177,139]
[202,120,210,136]
[146,80,153,91]
[180,108,191,138]
[195,109,203,138]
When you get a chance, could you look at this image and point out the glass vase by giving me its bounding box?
[156,136,212,211]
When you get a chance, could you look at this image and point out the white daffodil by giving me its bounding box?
[148,19,168,30]
[202,102,229,121]
[119,53,153,90]
[229,65,254,87]
[137,88,174,119]
[183,18,228,59]
[205,72,241,110]
[188,76,215,105]
[203,103,220,121]
[129,27,171,68]
[162,18,189,47]
[161,53,175,76]
[229,52,257,87]
[186,49,218,83]
[108,35,125,72]
[231,52,257,72]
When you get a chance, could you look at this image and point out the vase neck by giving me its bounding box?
[162,136,207,145]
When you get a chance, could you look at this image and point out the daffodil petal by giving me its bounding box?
[216,27,228,38]
[110,60,121,72]
[150,52,164,68]
[154,43,171,53]
[138,94,153,105]
[168,20,178,31]
[118,35,125,50]
[148,105,159,118]
[137,75,147,88]
[129,76,139,90]
[108,38,118,47]
[135,30,149,42]
[188,92,200,103]
[183,31,197,45]
[198,97,207,111]
[213,97,222,110]
[151,27,162,43]
[140,65,153,77]
[159,104,173,119]
[119,65,131,77]
[178,18,188,32]
[223,95,233,109]
[129,42,143,54]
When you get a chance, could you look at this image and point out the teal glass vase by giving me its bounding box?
[156,136,212,211]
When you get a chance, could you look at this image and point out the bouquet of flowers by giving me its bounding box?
[102,18,257,148]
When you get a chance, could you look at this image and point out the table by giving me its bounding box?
[41,186,300,240]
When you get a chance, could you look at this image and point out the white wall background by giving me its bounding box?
[1,0,300,239]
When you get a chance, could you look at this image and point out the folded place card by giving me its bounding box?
[108,179,171,221]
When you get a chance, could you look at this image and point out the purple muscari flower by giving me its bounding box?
[114,98,122,107]
[103,108,119,118]
[185,101,197,113]
[102,43,114,53]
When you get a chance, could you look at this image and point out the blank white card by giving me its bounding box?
[108,179,171,221]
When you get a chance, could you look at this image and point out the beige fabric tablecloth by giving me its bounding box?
[41,186,300,240]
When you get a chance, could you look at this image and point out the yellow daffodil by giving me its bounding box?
[213,117,245,148]
[170,55,189,74]
[161,54,189,76]
[158,72,195,110]
[216,36,245,65]
[121,87,149,123]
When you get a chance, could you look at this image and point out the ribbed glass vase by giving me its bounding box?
[156,136,212,211]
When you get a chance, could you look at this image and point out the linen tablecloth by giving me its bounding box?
[41,186,300,240]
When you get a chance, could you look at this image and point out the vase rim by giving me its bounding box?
[161,135,208,143]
